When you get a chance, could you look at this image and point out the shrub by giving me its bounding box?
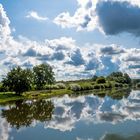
[68,84,81,91]
[45,85,59,90]
[55,83,66,89]
[79,83,93,90]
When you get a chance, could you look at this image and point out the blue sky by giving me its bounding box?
[0,0,140,80]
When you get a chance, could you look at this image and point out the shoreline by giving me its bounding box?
[0,87,132,103]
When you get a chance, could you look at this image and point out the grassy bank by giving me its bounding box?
[0,92,24,103]
[0,86,131,103]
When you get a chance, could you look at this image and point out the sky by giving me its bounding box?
[0,0,140,80]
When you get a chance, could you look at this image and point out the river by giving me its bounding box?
[0,89,140,140]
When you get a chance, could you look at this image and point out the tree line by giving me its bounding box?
[0,63,137,95]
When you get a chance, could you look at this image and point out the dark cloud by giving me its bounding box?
[100,45,125,55]
[96,1,140,36]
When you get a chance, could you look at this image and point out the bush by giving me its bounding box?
[55,83,66,89]
[45,85,59,90]
[68,84,81,91]
[96,77,106,84]
[79,83,93,90]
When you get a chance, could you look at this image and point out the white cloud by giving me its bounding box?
[26,11,48,21]
[0,3,140,80]
[53,0,99,31]
[54,0,140,35]
[0,4,11,39]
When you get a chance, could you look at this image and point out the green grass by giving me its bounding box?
[24,89,73,99]
[0,92,24,103]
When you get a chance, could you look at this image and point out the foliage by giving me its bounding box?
[55,83,66,89]
[2,67,33,95]
[0,83,9,92]
[68,84,81,91]
[79,82,93,90]
[96,77,106,84]
[33,64,55,90]
[45,84,59,90]
[107,72,131,84]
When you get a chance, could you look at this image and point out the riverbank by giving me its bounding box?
[0,87,131,103]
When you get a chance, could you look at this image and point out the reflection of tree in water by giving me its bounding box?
[1,100,54,129]
[70,89,131,100]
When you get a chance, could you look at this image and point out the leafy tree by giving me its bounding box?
[2,67,33,95]
[96,77,106,84]
[107,72,131,84]
[33,64,55,90]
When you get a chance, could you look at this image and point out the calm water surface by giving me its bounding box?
[0,90,140,140]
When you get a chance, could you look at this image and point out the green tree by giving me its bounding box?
[33,64,55,90]
[96,76,106,84]
[2,66,33,95]
[107,72,131,84]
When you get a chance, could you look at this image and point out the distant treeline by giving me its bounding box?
[0,64,140,95]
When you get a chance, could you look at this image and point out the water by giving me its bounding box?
[0,90,140,140]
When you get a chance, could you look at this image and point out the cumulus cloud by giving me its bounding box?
[54,0,99,31]
[26,11,48,21]
[0,4,11,38]
[54,0,140,36]
[0,3,140,80]
[96,0,140,36]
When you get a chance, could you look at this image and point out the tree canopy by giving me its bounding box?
[2,63,55,94]
[2,67,33,95]
[107,72,131,84]
[33,64,55,90]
